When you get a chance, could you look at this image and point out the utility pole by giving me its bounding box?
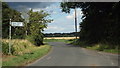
[74,8,77,39]
[9,19,12,55]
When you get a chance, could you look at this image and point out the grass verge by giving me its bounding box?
[2,45,51,66]
[69,39,120,54]
[86,44,120,54]
[2,39,51,67]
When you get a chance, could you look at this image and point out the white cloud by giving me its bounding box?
[45,4,59,10]
[47,26,58,30]
[44,25,65,33]
[32,4,58,14]
[66,15,73,19]
[33,8,42,12]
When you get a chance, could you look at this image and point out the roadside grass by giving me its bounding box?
[2,39,51,66]
[86,44,120,54]
[3,45,51,66]
[2,39,36,55]
[41,38,120,54]
[68,39,120,54]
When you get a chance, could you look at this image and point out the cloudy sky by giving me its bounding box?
[7,2,83,33]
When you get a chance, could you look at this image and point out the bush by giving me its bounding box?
[71,39,89,47]
[26,34,44,46]
[96,44,111,51]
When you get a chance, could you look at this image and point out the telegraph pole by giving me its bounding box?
[74,8,77,39]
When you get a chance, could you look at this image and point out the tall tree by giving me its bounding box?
[27,9,53,46]
[60,2,120,47]
[2,2,24,39]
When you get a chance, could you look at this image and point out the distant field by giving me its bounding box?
[44,37,79,39]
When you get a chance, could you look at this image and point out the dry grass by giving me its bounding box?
[2,39,37,55]
[44,37,79,39]
[2,45,51,66]
[2,39,52,66]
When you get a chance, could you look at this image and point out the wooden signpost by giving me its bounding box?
[9,19,24,54]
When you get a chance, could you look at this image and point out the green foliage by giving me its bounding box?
[69,40,120,53]
[95,44,109,51]
[60,2,120,48]
[2,3,53,46]
[27,10,53,46]
[28,10,53,33]
[26,34,44,46]
[2,2,25,39]
[2,45,51,66]
[87,44,120,53]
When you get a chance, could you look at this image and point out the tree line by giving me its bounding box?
[44,32,79,37]
[2,2,53,46]
[61,2,120,48]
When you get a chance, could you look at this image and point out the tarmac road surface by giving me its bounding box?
[27,42,119,66]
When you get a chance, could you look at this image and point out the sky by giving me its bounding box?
[7,2,83,33]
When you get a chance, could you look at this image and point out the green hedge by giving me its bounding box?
[26,34,44,46]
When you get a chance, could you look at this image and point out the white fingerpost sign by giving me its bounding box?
[11,22,24,27]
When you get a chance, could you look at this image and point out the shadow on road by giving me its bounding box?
[66,43,80,47]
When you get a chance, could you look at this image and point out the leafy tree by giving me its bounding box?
[2,2,53,46]
[27,9,53,46]
[2,2,24,39]
[60,2,120,48]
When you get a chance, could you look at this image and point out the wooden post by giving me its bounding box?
[9,19,12,55]
[74,8,77,39]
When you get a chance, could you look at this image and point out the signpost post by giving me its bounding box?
[8,19,12,55]
[9,20,24,55]
[8,6,29,55]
